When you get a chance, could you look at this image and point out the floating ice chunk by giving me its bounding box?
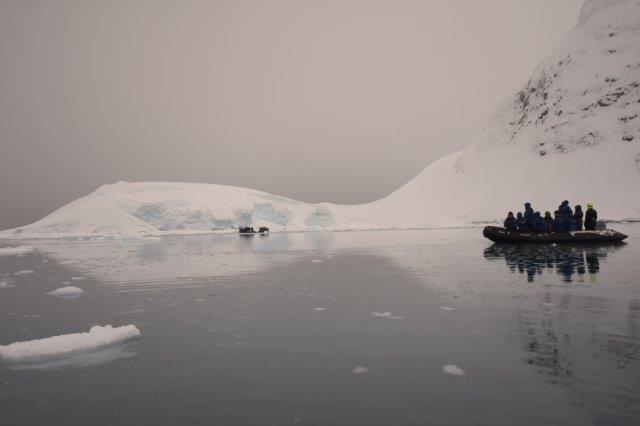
[314,307,326,311]
[46,286,84,299]
[0,246,34,256]
[438,306,456,311]
[352,366,370,374]
[310,259,324,264]
[372,311,405,320]
[0,325,141,364]
[13,270,34,276]
[0,278,14,288]
[442,364,465,376]
[71,276,85,281]
[59,260,74,265]
[540,302,554,307]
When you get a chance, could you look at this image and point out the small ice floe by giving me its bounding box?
[438,306,456,312]
[442,364,465,376]
[352,366,370,375]
[41,259,49,264]
[540,302,554,308]
[13,270,34,276]
[0,324,141,366]
[0,278,14,289]
[372,311,404,320]
[71,276,85,281]
[59,260,74,265]
[0,246,34,256]
[195,298,205,302]
[314,307,326,311]
[46,286,84,299]
[310,259,324,264]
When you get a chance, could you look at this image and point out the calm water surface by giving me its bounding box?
[1,226,639,425]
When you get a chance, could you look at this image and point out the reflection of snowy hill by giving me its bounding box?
[2,0,639,239]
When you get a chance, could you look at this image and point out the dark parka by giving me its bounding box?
[585,207,598,230]
[573,205,584,231]
[504,214,517,231]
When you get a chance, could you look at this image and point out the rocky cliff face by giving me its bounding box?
[472,0,639,158]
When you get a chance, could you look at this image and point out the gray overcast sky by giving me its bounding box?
[0,0,582,230]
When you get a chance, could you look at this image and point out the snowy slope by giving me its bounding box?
[1,0,639,239]
[371,0,640,226]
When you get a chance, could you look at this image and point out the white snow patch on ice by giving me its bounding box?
[13,270,34,276]
[46,286,84,299]
[352,366,371,374]
[442,364,466,376]
[0,325,141,364]
[0,246,34,256]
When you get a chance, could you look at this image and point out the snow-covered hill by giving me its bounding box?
[1,0,639,239]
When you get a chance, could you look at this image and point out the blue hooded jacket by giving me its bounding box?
[533,212,547,232]
[553,214,566,232]
[523,203,535,228]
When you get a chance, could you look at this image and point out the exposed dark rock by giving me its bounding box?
[619,114,638,123]
[539,109,549,120]
[623,135,635,141]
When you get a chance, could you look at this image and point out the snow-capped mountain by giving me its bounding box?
[369,0,640,226]
[1,0,639,239]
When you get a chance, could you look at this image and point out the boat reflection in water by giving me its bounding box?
[483,243,624,282]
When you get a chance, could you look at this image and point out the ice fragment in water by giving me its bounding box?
[310,259,323,264]
[439,306,456,311]
[0,325,141,364]
[13,270,34,276]
[442,364,465,376]
[352,366,370,374]
[0,246,34,256]
[46,286,84,299]
[372,311,404,320]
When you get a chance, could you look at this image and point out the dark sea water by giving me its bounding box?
[1,225,639,425]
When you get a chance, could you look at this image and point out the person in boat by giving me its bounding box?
[516,212,529,232]
[503,212,517,231]
[544,211,554,230]
[533,211,548,232]
[585,203,598,230]
[574,205,584,231]
[553,210,566,233]
[559,200,577,231]
[523,203,536,229]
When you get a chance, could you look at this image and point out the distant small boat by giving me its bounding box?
[482,226,627,244]
[238,226,269,235]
